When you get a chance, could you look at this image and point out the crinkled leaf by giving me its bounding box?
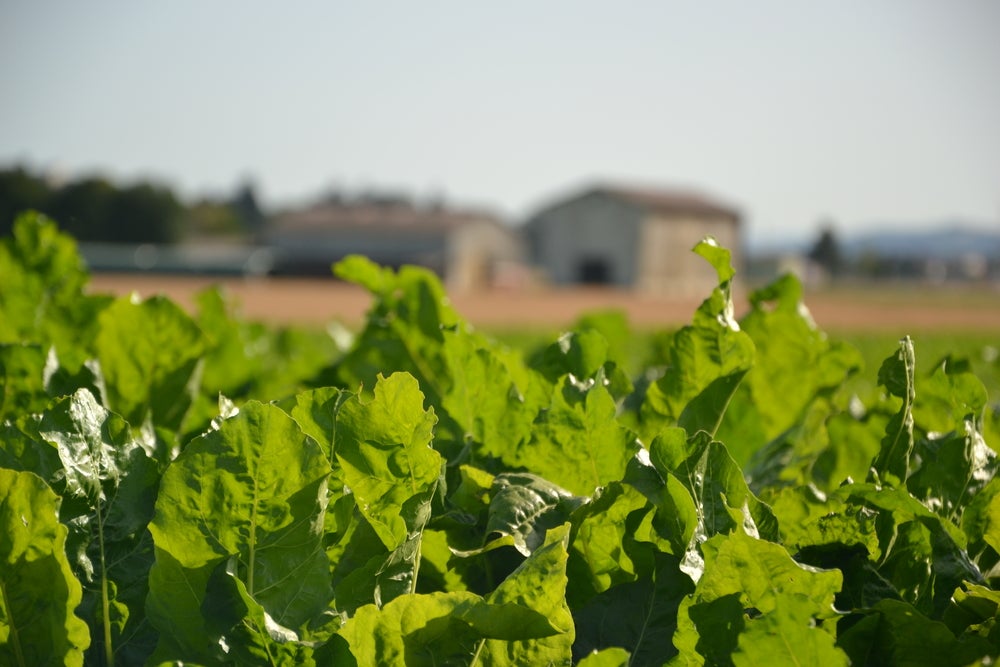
[0,468,90,667]
[147,401,331,660]
[568,482,650,599]
[511,378,638,496]
[869,337,916,484]
[671,530,844,666]
[719,273,862,465]
[95,295,206,436]
[37,389,159,665]
[485,472,586,557]
[337,591,482,666]
[334,372,441,552]
[441,329,538,464]
[640,240,754,440]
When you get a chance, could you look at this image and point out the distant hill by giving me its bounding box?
[843,224,1000,260]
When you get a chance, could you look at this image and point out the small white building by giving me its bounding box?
[264,196,523,291]
[523,184,742,296]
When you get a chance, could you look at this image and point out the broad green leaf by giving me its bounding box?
[334,372,442,552]
[37,389,159,666]
[468,523,576,665]
[671,530,844,666]
[731,597,848,667]
[837,482,983,618]
[720,273,862,465]
[838,599,993,666]
[147,401,332,660]
[0,468,90,667]
[441,329,538,465]
[640,240,754,440]
[0,212,109,354]
[509,378,638,496]
[338,591,482,666]
[573,553,693,666]
[332,257,459,408]
[869,337,916,484]
[95,295,206,437]
[458,523,574,640]
[568,482,650,599]
[649,431,779,581]
[0,343,51,421]
[285,385,349,462]
[484,472,586,557]
[202,561,321,666]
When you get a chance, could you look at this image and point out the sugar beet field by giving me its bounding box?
[4,212,1000,666]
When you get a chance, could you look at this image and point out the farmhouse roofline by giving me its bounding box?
[526,183,741,223]
[593,185,740,221]
[269,201,501,234]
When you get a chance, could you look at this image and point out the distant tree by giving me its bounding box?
[107,183,183,243]
[231,180,264,235]
[48,177,117,241]
[184,200,244,237]
[0,167,51,236]
[808,224,843,277]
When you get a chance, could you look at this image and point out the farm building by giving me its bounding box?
[523,184,742,296]
[263,194,524,291]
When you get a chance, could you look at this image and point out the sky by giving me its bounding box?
[2,1,999,247]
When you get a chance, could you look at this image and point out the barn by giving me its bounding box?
[523,184,741,296]
[264,194,524,291]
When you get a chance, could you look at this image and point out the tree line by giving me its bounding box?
[0,166,262,244]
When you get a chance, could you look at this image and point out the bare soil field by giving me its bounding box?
[88,273,1000,333]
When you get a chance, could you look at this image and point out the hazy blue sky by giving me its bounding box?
[2,1,998,245]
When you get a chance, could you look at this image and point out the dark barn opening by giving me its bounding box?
[578,257,611,284]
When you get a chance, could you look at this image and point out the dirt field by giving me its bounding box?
[88,273,1000,333]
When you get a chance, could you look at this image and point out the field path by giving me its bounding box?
[88,274,1000,333]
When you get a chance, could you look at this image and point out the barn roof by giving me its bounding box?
[268,199,499,234]
[527,183,741,222]
[591,185,740,220]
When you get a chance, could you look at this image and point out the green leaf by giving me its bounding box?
[640,240,754,440]
[648,431,779,581]
[573,553,693,666]
[0,212,109,354]
[577,647,631,667]
[719,273,862,465]
[837,482,983,618]
[484,472,586,557]
[468,523,576,665]
[869,337,916,484]
[37,389,160,666]
[671,530,845,666]
[285,385,349,463]
[511,378,639,496]
[0,343,51,421]
[147,401,332,661]
[838,599,993,667]
[202,561,321,666]
[334,372,442,552]
[337,591,482,666]
[568,482,650,598]
[95,295,206,437]
[441,329,538,465]
[0,468,91,667]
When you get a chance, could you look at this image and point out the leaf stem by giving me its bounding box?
[0,579,27,667]
[97,502,114,667]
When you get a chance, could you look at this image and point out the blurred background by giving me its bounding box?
[1,1,998,329]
